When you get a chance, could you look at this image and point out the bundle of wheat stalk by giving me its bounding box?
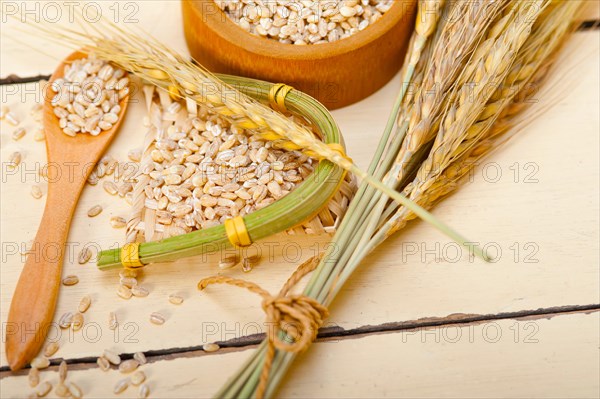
[19,8,491,267]
[202,0,584,397]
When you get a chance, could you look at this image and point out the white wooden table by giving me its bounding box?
[1,2,599,398]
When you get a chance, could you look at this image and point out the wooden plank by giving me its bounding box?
[0,1,189,80]
[1,32,599,367]
[1,311,598,398]
[1,0,598,80]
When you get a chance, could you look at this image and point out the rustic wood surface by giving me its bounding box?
[1,2,599,398]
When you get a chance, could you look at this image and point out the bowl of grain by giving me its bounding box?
[182,0,417,109]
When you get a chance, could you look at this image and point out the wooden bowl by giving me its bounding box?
[182,0,417,109]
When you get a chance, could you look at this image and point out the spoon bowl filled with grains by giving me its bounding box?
[182,0,417,109]
[5,50,130,371]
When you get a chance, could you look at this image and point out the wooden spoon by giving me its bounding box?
[5,51,129,371]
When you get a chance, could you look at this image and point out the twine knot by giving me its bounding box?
[198,254,326,398]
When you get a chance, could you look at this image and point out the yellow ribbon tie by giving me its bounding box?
[121,242,144,268]
[269,83,294,114]
[225,216,253,248]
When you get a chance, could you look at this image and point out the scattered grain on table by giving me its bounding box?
[62,275,79,286]
[43,342,59,358]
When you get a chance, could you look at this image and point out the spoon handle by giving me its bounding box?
[5,173,86,371]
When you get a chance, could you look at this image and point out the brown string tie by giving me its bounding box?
[197,254,327,399]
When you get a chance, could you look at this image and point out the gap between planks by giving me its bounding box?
[0,20,599,85]
[1,303,597,377]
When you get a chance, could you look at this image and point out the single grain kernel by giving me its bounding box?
[12,127,26,140]
[62,275,79,286]
[58,360,68,382]
[110,216,127,228]
[139,383,150,398]
[55,382,70,397]
[78,247,92,264]
[119,269,137,279]
[5,111,19,126]
[31,185,43,199]
[103,181,119,195]
[28,367,40,387]
[113,378,129,394]
[130,370,146,386]
[36,381,52,397]
[131,285,149,297]
[241,258,253,273]
[78,294,92,313]
[120,276,137,288]
[31,356,50,369]
[168,294,184,305]
[58,312,73,329]
[218,255,239,270]
[133,352,147,365]
[8,151,21,169]
[119,359,139,374]
[71,312,84,331]
[109,311,118,330]
[117,285,133,299]
[87,205,103,217]
[203,343,220,353]
[43,342,59,358]
[69,382,83,399]
[97,356,110,371]
[150,312,165,325]
[104,349,121,365]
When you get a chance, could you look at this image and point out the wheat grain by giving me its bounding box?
[31,185,43,199]
[130,370,146,386]
[150,312,165,325]
[113,378,129,394]
[203,343,220,353]
[58,360,67,382]
[87,205,102,217]
[58,312,73,329]
[30,357,49,369]
[62,275,79,286]
[71,312,84,331]
[103,181,119,195]
[219,255,239,269]
[97,356,110,371]
[119,359,139,374]
[168,294,184,305]
[218,0,393,44]
[110,216,127,228]
[36,381,52,397]
[68,383,83,399]
[55,382,69,397]
[51,55,127,137]
[78,248,92,264]
[8,151,21,170]
[104,349,121,365]
[109,311,118,330]
[78,295,92,313]
[117,285,132,299]
[5,111,19,126]
[28,367,39,387]
[138,383,150,398]
[43,342,59,358]
[133,352,147,365]
[12,127,26,140]
[131,285,149,297]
